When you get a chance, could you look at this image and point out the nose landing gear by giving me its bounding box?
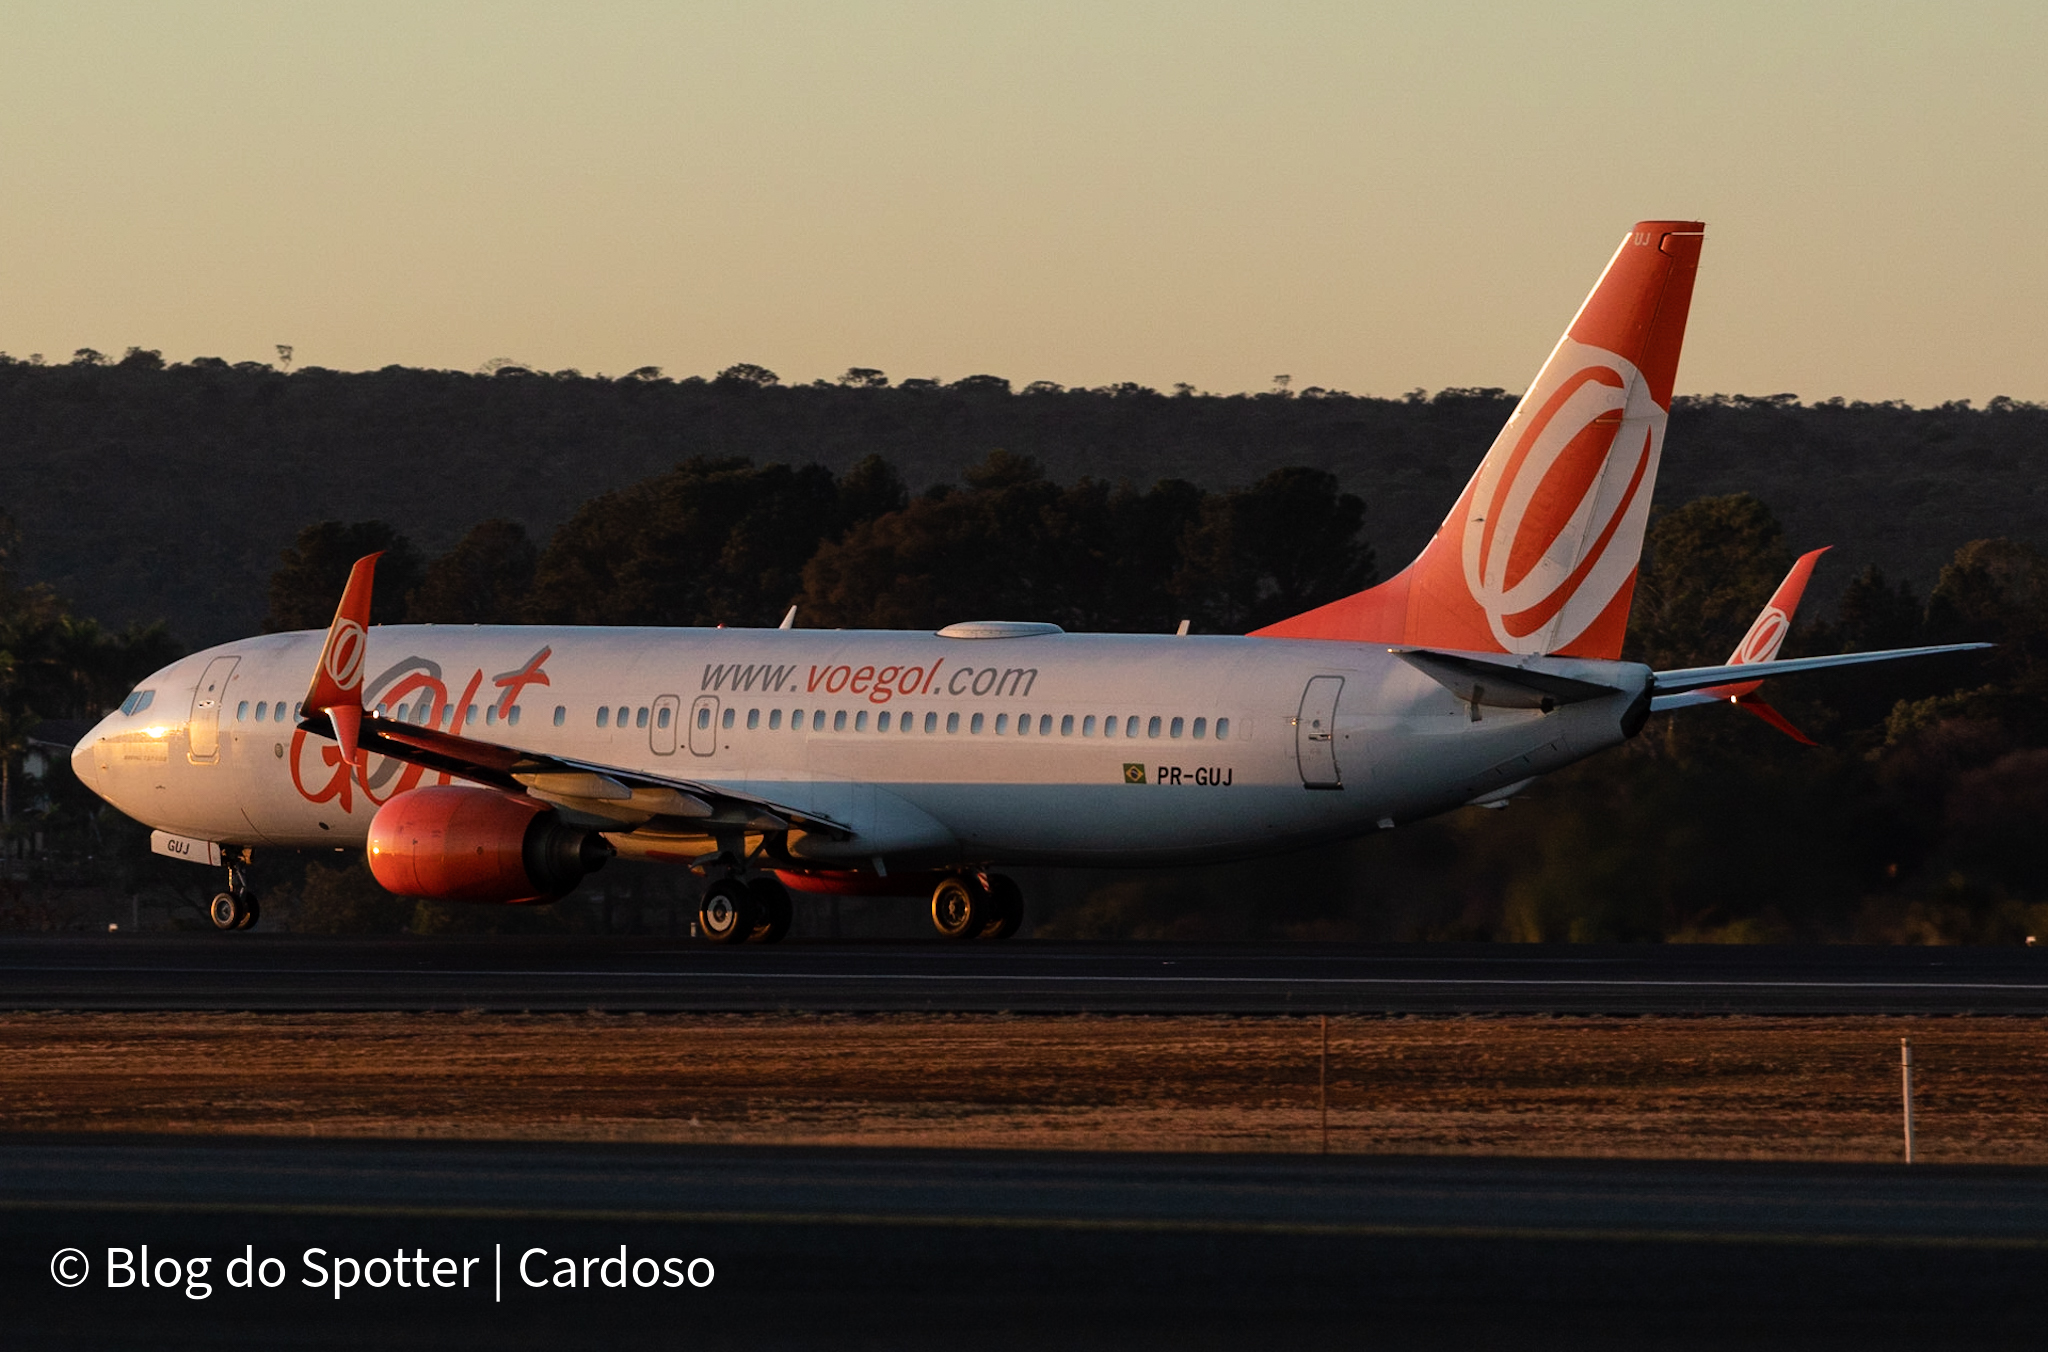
[208,861,261,932]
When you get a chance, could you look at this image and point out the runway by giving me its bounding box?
[5,934,2048,1014]
[6,1135,2047,1349]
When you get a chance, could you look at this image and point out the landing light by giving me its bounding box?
[144,726,170,739]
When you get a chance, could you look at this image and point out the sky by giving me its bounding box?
[1,1,2041,404]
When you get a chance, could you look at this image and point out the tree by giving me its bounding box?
[407,519,538,625]
[1173,468,1374,632]
[265,521,423,631]
[714,363,779,388]
[1626,493,1792,670]
[527,457,897,627]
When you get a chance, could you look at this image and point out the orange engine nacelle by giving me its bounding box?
[367,785,613,904]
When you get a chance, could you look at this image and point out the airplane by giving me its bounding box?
[71,220,1987,940]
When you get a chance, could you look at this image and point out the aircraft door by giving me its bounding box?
[650,695,680,755]
[1295,675,1343,789]
[187,657,240,764]
[688,696,719,756]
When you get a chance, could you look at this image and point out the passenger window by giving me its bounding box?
[971,713,985,734]
[769,709,783,730]
[1170,717,1183,738]
[508,706,521,726]
[995,714,1009,734]
[485,706,497,726]
[1216,717,1230,739]
[597,707,610,728]
[1193,717,1207,739]
[236,701,249,721]
[616,706,629,727]
[946,712,960,733]
[722,708,735,729]
[1040,714,1053,736]
[1061,714,1074,736]
[554,706,566,727]
[854,710,868,731]
[834,710,847,731]
[635,707,648,729]
[791,708,804,728]
[254,700,268,721]
[1148,716,1162,738]
[1082,715,1096,736]
[747,709,760,730]
[467,704,480,725]
[927,712,940,733]
[877,711,891,732]
[694,708,707,729]
[658,707,673,730]
[812,710,826,730]
[1125,716,1139,737]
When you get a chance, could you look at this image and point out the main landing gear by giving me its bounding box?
[208,860,261,932]
[697,874,794,945]
[930,873,1022,942]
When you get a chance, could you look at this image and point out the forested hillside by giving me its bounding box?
[7,351,2048,946]
[3,350,2043,644]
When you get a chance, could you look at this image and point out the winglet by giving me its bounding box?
[1688,547,1829,744]
[303,552,381,767]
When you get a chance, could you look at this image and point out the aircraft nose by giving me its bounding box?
[71,725,105,794]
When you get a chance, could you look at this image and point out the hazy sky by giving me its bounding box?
[1,2,2040,403]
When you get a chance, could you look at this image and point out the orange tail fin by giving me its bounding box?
[1254,220,1705,658]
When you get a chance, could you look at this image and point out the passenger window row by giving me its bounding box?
[589,706,1233,740]
[233,699,304,724]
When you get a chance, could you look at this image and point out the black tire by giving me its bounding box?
[698,879,756,944]
[207,892,244,932]
[976,874,1022,941]
[746,876,794,944]
[233,894,262,931]
[930,875,985,941]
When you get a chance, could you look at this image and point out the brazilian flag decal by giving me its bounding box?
[1123,763,1146,784]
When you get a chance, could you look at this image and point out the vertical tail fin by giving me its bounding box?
[1254,220,1705,658]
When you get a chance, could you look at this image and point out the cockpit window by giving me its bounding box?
[120,689,156,716]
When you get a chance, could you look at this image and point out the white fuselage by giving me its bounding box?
[73,625,1649,869]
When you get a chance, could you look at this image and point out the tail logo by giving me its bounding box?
[1458,338,1666,654]
[1733,606,1791,665]
[323,619,369,691]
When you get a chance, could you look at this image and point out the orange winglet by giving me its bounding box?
[1694,546,1831,702]
[303,552,381,767]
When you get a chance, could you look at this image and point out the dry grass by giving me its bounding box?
[2,1012,2044,1162]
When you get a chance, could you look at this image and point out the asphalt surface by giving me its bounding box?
[5,934,2048,1014]
[6,1135,2047,1349]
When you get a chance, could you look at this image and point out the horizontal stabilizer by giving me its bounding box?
[1652,643,1990,700]
[1394,648,1624,710]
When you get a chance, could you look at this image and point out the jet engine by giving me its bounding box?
[367,785,613,904]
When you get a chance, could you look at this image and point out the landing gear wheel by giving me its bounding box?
[698,879,757,945]
[746,876,794,944]
[930,875,986,941]
[208,892,250,932]
[976,874,1022,941]
[233,894,262,930]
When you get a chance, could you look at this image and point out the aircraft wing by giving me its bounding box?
[298,554,849,839]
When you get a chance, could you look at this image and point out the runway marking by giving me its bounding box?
[8,964,2048,992]
[3,1196,2045,1250]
